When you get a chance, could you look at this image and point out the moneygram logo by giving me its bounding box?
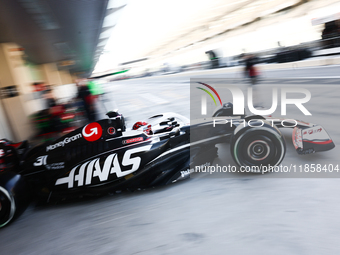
[198,82,312,116]
[46,133,82,151]
[82,122,102,142]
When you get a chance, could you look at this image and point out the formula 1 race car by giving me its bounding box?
[0,106,335,228]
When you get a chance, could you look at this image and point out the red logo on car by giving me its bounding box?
[123,137,143,144]
[82,122,102,142]
[108,127,116,135]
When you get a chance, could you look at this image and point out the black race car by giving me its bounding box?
[0,107,334,227]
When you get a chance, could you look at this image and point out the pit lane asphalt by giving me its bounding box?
[1,66,340,255]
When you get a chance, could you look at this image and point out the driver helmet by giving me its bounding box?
[132,122,152,135]
[132,121,148,130]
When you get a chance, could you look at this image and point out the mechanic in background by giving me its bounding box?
[243,54,263,108]
[205,50,220,69]
[76,79,96,123]
[244,54,259,85]
[42,85,66,133]
[43,85,56,109]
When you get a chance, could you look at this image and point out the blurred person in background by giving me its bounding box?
[42,85,61,132]
[31,84,65,142]
[32,81,46,93]
[244,54,259,85]
[243,54,263,108]
[205,50,220,69]
[322,20,340,48]
[43,85,56,110]
[76,79,96,123]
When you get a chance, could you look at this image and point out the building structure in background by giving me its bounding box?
[0,0,126,140]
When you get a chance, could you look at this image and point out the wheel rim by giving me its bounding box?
[233,128,285,170]
[247,140,270,161]
[240,134,276,166]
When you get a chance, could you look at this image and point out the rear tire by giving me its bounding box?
[0,186,16,227]
[0,172,30,228]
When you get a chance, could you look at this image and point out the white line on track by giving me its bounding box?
[287,77,340,79]
[262,76,340,79]
[140,93,169,104]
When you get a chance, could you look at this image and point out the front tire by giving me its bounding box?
[230,122,286,172]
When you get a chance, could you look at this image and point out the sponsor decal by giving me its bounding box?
[180,169,192,178]
[34,155,64,170]
[303,126,328,141]
[108,127,116,135]
[82,122,102,142]
[307,127,322,135]
[123,137,143,144]
[46,162,65,170]
[46,134,82,152]
[55,145,152,188]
